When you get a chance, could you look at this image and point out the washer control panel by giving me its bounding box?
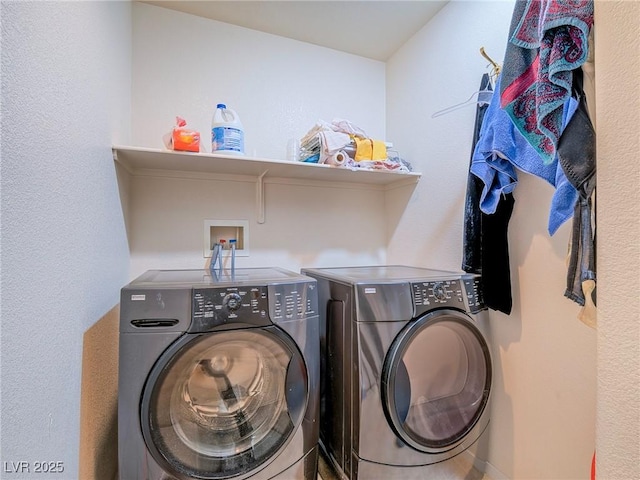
[190,281,318,331]
[412,279,466,314]
[268,282,318,323]
[191,286,271,332]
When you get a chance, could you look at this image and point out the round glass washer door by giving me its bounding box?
[381,309,491,453]
[141,327,308,480]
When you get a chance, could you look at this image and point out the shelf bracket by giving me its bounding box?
[256,170,268,224]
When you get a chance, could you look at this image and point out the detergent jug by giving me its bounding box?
[211,103,244,155]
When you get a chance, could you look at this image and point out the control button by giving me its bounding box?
[223,293,242,311]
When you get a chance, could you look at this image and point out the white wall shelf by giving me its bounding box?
[112,145,420,225]
[112,145,421,187]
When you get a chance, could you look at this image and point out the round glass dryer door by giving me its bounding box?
[381,309,491,453]
[141,327,308,479]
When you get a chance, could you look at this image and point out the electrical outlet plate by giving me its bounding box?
[203,219,249,257]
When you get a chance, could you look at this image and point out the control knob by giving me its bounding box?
[223,293,242,311]
[432,282,448,301]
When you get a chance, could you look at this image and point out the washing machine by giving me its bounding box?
[302,265,492,480]
[118,268,319,480]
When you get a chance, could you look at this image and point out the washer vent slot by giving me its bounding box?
[130,318,179,328]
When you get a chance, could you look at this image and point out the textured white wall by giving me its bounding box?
[0,1,131,477]
[386,1,515,270]
[2,3,635,480]
[131,2,386,159]
[128,3,389,276]
[386,2,596,479]
[594,2,640,479]
[127,174,387,279]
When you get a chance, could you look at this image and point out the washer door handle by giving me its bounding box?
[130,318,180,328]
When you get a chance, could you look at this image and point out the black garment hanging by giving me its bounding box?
[462,73,514,315]
[480,194,514,314]
[462,74,491,274]
[557,67,596,306]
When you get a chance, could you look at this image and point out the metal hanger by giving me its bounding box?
[431,47,501,118]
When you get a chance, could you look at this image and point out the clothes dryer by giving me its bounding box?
[118,268,319,480]
[302,265,491,480]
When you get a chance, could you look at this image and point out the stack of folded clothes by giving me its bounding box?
[298,119,412,172]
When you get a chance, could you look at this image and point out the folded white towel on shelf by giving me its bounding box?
[319,131,351,163]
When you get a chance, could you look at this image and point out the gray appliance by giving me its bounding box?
[302,265,492,480]
[118,268,320,480]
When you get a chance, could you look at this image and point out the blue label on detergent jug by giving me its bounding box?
[212,126,244,153]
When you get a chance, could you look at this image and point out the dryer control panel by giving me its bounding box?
[412,279,466,315]
[411,277,486,315]
[191,286,271,332]
[462,275,486,313]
